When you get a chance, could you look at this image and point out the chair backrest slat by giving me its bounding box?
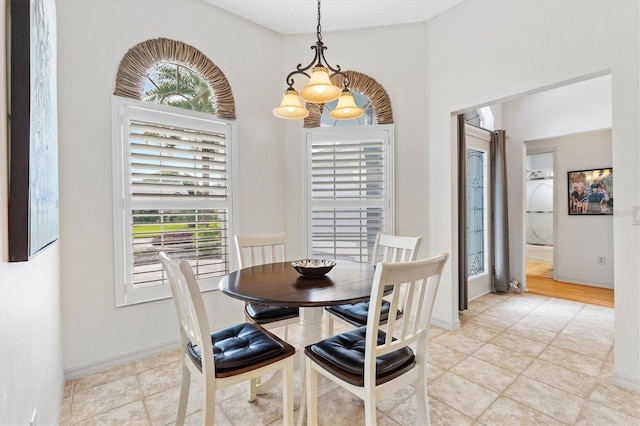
[399,280,416,339]
[235,232,287,268]
[385,288,402,346]
[411,280,426,336]
[365,253,449,367]
[159,251,216,375]
[370,233,422,265]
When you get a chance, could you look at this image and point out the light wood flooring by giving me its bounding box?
[526,262,614,308]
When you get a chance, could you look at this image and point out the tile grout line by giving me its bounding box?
[133,359,154,425]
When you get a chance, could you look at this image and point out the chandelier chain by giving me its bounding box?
[316,0,323,42]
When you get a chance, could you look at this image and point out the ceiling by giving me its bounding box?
[203,0,465,35]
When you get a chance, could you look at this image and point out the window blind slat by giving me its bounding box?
[312,172,383,177]
[312,141,382,150]
[131,173,227,185]
[312,155,371,161]
[131,122,227,144]
[130,139,226,158]
[130,156,226,170]
[132,187,227,198]
[312,182,384,187]
[313,155,381,166]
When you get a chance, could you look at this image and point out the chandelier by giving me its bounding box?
[273,0,364,121]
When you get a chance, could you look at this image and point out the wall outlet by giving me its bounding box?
[633,206,640,226]
[598,256,606,265]
[30,409,37,426]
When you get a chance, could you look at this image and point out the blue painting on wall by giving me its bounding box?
[9,0,59,261]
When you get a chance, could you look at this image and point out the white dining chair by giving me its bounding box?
[305,252,449,426]
[158,251,295,426]
[234,232,300,341]
[324,233,422,335]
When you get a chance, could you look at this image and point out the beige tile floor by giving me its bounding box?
[59,292,640,425]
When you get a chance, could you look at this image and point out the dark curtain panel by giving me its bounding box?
[457,115,468,310]
[491,130,510,292]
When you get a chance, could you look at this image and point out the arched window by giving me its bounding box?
[304,70,393,128]
[114,37,235,119]
[143,62,216,113]
[464,106,494,130]
[112,38,236,306]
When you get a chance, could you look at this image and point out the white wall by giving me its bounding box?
[503,76,613,288]
[0,1,65,424]
[0,246,63,425]
[56,0,289,375]
[505,75,613,141]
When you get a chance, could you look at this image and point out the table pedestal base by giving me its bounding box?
[297,306,323,371]
[253,306,324,396]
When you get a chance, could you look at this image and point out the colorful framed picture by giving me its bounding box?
[568,168,613,215]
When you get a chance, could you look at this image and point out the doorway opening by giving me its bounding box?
[525,151,554,280]
[456,73,615,311]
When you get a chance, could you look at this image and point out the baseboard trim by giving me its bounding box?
[612,370,640,392]
[469,290,492,302]
[64,339,180,380]
[553,275,614,289]
[52,370,65,424]
[430,315,460,331]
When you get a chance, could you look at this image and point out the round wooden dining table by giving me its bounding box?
[218,260,377,350]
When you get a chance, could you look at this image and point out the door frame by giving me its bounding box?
[465,123,494,301]
[524,146,558,289]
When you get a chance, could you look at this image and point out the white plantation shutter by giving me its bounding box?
[304,126,394,263]
[129,122,228,198]
[113,97,236,306]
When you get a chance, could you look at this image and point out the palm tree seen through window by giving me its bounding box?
[143,62,216,114]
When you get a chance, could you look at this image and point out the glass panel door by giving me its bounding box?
[464,123,492,300]
[466,148,486,278]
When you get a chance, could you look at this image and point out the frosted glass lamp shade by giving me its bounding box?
[273,89,310,119]
[299,66,341,103]
[329,90,364,120]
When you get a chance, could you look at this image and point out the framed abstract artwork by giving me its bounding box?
[568,168,613,216]
[8,0,59,261]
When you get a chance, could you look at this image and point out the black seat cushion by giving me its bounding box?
[246,303,299,321]
[187,322,284,371]
[308,326,415,384]
[325,300,401,327]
